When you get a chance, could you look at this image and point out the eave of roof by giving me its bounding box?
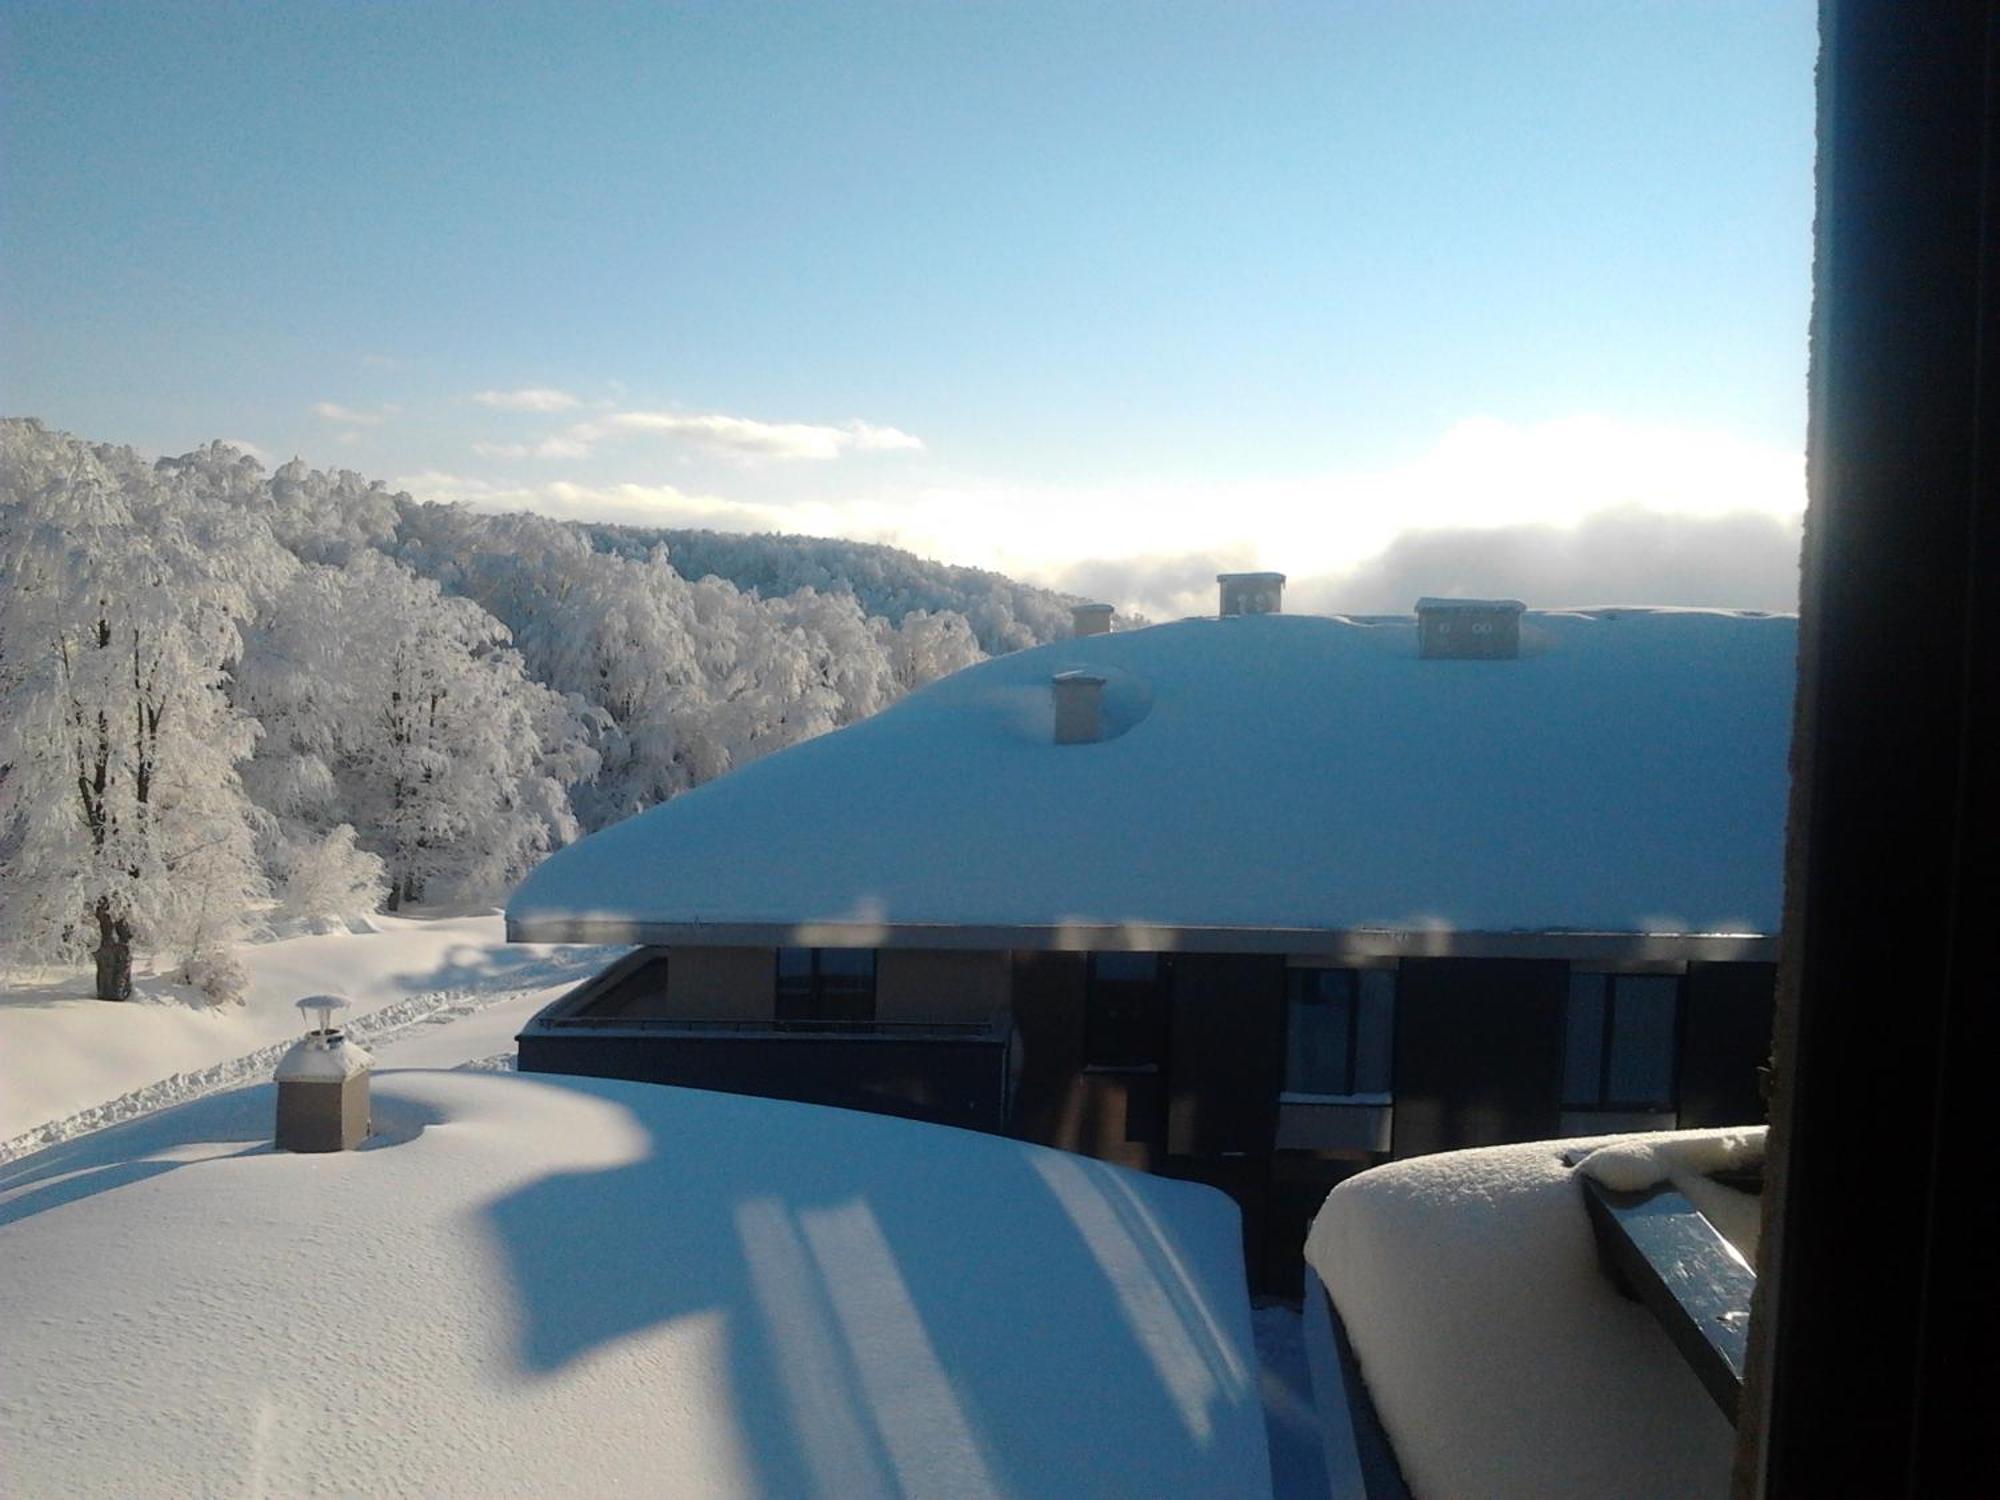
[505,914,1777,964]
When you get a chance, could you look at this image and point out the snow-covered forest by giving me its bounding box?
[0,418,1066,1000]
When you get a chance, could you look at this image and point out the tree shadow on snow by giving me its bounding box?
[483,1083,1265,1499]
[0,1083,446,1229]
[386,941,627,1004]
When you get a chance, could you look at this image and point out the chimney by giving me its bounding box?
[275,995,373,1152]
[1052,671,1107,744]
[1218,572,1285,617]
[1071,603,1115,637]
[1415,597,1525,659]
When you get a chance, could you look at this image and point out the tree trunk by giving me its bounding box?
[93,899,132,1001]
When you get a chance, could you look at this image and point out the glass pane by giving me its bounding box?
[816,948,874,979]
[1092,952,1157,985]
[1354,969,1396,1094]
[775,947,815,1021]
[1085,953,1164,1066]
[815,948,875,1023]
[1285,969,1355,1094]
[1607,975,1678,1108]
[1562,973,1607,1107]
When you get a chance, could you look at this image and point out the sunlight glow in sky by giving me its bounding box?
[1,2,1816,613]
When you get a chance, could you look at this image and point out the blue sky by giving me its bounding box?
[2,2,1815,611]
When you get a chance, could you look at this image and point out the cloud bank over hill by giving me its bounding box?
[398,411,1802,620]
[1053,507,1804,622]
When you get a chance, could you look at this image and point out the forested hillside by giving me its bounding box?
[582,524,1076,654]
[0,419,1071,999]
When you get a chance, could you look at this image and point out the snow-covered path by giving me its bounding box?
[0,913,621,1158]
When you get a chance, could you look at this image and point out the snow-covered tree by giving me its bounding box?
[0,421,267,998]
[236,550,593,909]
[881,608,985,695]
[272,824,389,929]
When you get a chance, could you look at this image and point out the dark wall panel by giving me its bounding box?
[1392,958,1566,1157]
[1007,950,1087,1146]
[1166,954,1288,1157]
[1679,961,1776,1129]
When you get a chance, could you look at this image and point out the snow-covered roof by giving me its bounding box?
[0,1070,1270,1498]
[509,609,1795,948]
[1304,1129,1761,1500]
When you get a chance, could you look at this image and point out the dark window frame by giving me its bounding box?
[1562,971,1682,1113]
[773,947,877,1026]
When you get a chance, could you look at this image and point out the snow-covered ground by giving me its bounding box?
[0,912,622,1154]
[0,1068,1273,1498]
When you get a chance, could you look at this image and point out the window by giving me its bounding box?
[1562,971,1679,1111]
[1285,967,1395,1096]
[1083,952,1167,1068]
[774,947,876,1025]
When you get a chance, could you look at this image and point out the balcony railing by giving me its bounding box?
[541,1013,1003,1039]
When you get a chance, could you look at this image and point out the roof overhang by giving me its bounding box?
[505,915,1777,964]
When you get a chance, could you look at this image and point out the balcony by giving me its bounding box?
[517,954,1014,1134]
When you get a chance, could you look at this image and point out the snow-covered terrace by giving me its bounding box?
[1304,1128,1763,1500]
[0,1069,1272,1498]
[508,608,1796,954]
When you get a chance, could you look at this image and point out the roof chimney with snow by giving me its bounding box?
[274,995,373,1152]
[1415,597,1526,659]
[1052,671,1107,745]
[1071,603,1114,637]
[1218,572,1285,617]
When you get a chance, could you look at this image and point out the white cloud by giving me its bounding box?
[566,410,924,462]
[843,414,1804,590]
[471,387,582,413]
[843,421,927,454]
[312,401,396,426]
[472,436,593,460]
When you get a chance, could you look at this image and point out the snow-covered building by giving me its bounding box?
[508,590,1794,1290]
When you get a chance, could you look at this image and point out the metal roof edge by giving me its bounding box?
[503,917,1777,964]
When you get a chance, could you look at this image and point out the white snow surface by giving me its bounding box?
[510,609,1796,940]
[1304,1130,1751,1500]
[0,912,621,1150]
[272,1036,374,1082]
[0,1069,1270,1499]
